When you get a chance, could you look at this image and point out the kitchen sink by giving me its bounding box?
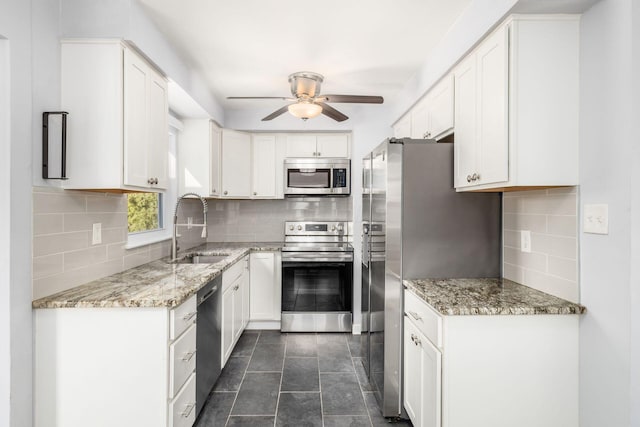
[176,254,230,264]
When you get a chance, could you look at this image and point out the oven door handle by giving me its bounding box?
[282,253,354,262]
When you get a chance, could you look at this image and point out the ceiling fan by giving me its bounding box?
[227,71,384,122]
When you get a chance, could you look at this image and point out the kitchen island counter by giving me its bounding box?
[32,242,282,309]
[403,277,585,316]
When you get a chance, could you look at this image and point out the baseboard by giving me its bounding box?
[352,323,362,335]
[247,320,281,330]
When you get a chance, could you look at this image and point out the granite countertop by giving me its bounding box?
[32,242,283,309]
[403,277,586,316]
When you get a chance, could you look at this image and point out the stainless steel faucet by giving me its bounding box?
[171,193,208,262]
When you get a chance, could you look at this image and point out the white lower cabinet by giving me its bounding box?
[403,290,579,427]
[34,296,197,427]
[249,252,281,322]
[221,255,250,366]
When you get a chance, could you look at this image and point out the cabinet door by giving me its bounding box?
[285,135,317,157]
[123,48,150,188]
[179,119,210,195]
[476,25,509,186]
[242,256,250,328]
[404,318,423,426]
[316,134,349,158]
[222,286,235,365]
[420,328,442,427]
[428,74,454,140]
[221,129,251,198]
[147,70,168,189]
[249,252,278,321]
[233,276,244,341]
[410,97,429,139]
[393,114,411,139]
[252,135,277,198]
[453,54,477,188]
[210,123,222,197]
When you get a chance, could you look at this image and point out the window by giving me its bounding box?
[126,119,180,248]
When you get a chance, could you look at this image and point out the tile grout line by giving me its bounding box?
[225,331,260,427]
[273,332,287,427]
[315,334,325,427]
[350,346,375,427]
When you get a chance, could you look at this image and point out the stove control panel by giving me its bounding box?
[285,221,351,236]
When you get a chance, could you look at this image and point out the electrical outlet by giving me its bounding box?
[92,223,102,245]
[584,204,609,234]
[187,217,193,229]
[521,230,531,253]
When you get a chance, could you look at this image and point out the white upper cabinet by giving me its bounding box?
[251,135,280,199]
[454,15,579,191]
[410,75,454,141]
[62,40,168,192]
[285,133,350,158]
[393,114,412,139]
[178,119,221,197]
[220,129,252,198]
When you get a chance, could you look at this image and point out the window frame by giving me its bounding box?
[125,117,181,249]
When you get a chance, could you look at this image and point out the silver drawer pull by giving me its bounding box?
[181,402,195,418]
[411,333,422,347]
[182,350,196,362]
[408,311,422,321]
[182,311,197,322]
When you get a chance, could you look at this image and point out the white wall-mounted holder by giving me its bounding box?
[42,111,69,180]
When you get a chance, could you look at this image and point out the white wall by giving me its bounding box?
[0,0,34,425]
[579,1,633,426]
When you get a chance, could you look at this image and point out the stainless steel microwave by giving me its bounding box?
[284,158,350,196]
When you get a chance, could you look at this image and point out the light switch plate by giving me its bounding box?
[584,204,609,234]
[92,223,102,245]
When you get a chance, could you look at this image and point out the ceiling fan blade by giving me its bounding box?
[261,105,291,121]
[317,102,348,122]
[320,94,384,104]
[228,96,296,101]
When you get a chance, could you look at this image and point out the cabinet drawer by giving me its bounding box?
[170,295,197,340]
[170,323,196,398]
[223,257,245,291]
[170,372,196,427]
[404,290,442,349]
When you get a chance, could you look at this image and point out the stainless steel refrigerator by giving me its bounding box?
[361,138,501,418]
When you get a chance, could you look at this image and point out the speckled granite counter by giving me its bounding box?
[403,277,586,316]
[32,242,283,309]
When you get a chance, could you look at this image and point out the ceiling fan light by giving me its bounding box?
[288,102,322,119]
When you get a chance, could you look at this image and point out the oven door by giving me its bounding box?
[281,254,353,332]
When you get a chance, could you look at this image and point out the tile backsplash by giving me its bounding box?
[32,187,204,300]
[202,197,353,242]
[503,187,579,302]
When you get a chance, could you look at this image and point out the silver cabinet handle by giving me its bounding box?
[234,285,240,291]
[182,311,197,321]
[471,172,480,181]
[154,178,159,184]
[317,152,321,157]
[223,190,228,195]
[423,131,431,138]
[181,402,196,418]
[411,333,422,347]
[147,178,154,185]
[182,350,196,362]
[253,191,257,195]
[212,189,216,193]
[408,311,422,321]
[466,175,472,183]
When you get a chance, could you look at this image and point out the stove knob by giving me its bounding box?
[297,225,302,231]
[289,225,294,231]
[337,224,344,231]
[331,226,336,232]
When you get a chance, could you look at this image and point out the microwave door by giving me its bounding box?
[288,168,331,188]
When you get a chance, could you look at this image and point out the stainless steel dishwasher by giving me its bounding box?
[196,275,222,416]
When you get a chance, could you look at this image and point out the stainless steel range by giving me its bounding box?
[281,221,354,332]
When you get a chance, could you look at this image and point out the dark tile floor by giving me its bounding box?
[194,330,413,427]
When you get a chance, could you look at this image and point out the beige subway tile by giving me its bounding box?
[33,192,86,214]
[33,214,64,236]
[545,235,577,260]
[102,228,127,245]
[503,213,547,233]
[503,197,522,214]
[33,254,64,279]
[503,262,525,283]
[106,243,127,260]
[515,190,549,198]
[149,241,171,260]
[547,186,577,195]
[124,250,151,270]
[547,215,578,237]
[503,247,547,272]
[64,246,108,271]
[86,194,127,213]
[83,259,124,283]
[503,230,520,248]
[64,212,127,232]
[548,256,578,282]
[32,266,92,300]
[33,231,88,257]
[523,269,579,303]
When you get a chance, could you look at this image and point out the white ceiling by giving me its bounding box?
[138,0,472,115]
